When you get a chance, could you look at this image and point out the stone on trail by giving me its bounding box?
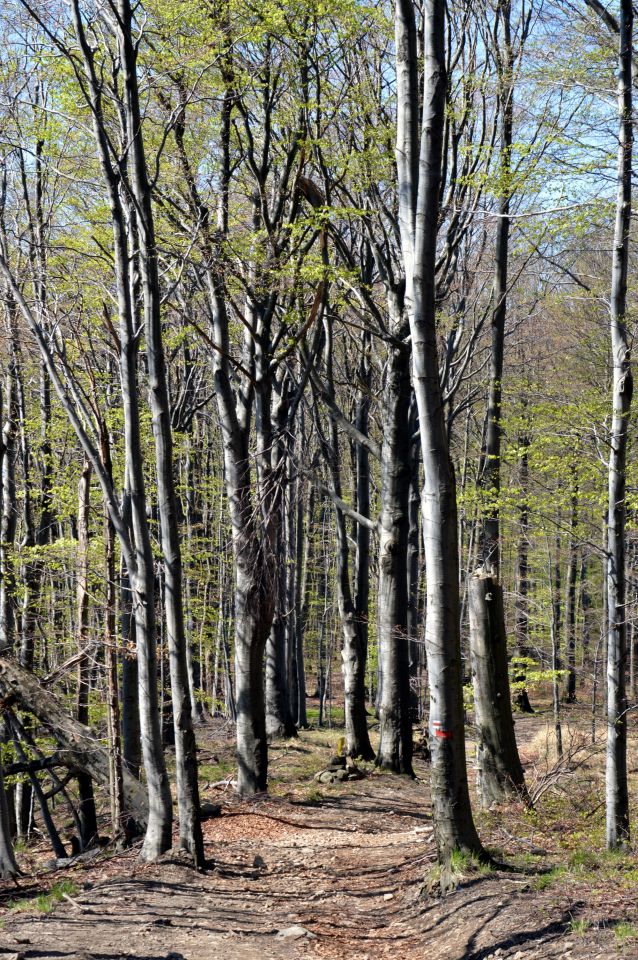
[276,925,317,940]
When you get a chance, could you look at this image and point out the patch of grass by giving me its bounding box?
[568,918,590,936]
[615,922,638,945]
[532,866,566,891]
[305,706,345,726]
[450,849,493,878]
[7,880,79,915]
[198,758,235,782]
[302,789,324,806]
[568,848,600,872]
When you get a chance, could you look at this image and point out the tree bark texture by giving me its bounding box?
[469,576,528,806]
[395,0,483,863]
[606,0,633,851]
[376,335,413,774]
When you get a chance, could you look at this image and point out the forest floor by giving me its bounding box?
[1,699,638,960]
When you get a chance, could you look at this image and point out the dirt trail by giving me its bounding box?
[1,718,636,960]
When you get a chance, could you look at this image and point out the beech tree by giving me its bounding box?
[0,0,634,891]
[394,0,484,864]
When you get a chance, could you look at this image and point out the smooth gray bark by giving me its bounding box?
[75,457,98,849]
[470,0,526,806]
[118,0,203,865]
[469,576,528,806]
[395,0,483,864]
[565,475,579,703]
[605,0,632,850]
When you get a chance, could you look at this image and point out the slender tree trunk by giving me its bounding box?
[103,489,124,839]
[265,393,296,740]
[407,399,421,723]
[514,430,530,658]
[565,475,579,703]
[120,492,141,780]
[550,538,563,759]
[377,331,413,774]
[75,457,98,849]
[0,368,17,655]
[513,427,533,713]
[354,333,371,709]
[321,318,374,761]
[605,0,633,850]
[470,0,526,806]
[0,384,19,880]
[118,0,203,863]
[294,476,311,728]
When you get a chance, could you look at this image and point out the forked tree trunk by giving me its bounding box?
[118,0,203,864]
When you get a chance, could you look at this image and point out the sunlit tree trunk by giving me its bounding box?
[395,0,484,866]
[605,0,632,850]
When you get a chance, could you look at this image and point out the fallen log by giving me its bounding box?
[4,753,70,776]
[0,657,148,827]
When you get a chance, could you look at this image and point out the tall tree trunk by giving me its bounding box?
[294,473,311,729]
[605,0,632,850]
[103,475,124,839]
[565,473,579,703]
[514,429,530,658]
[119,0,203,864]
[377,330,413,774]
[470,0,526,806]
[469,575,527,805]
[321,317,374,761]
[354,332,371,710]
[407,398,422,723]
[0,365,17,655]
[265,392,296,740]
[395,0,484,865]
[550,537,563,758]
[0,383,19,880]
[120,490,141,780]
[75,456,98,849]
